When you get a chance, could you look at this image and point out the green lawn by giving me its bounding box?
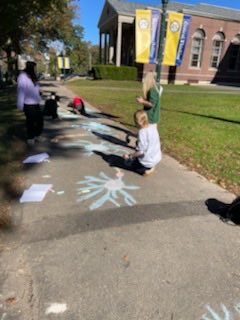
[67,80,240,195]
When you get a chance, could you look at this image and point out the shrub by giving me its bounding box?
[92,65,137,80]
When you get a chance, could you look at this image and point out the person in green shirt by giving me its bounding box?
[126,71,163,144]
[136,71,163,125]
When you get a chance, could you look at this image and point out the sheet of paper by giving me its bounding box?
[28,184,52,192]
[20,190,47,203]
[19,184,53,203]
[23,153,49,164]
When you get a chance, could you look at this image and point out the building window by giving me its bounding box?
[228,35,240,71]
[210,32,225,68]
[190,29,205,68]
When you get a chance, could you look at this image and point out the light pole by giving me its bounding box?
[62,48,66,82]
[156,0,168,84]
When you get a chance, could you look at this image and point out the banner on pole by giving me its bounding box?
[176,15,191,66]
[163,12,191,66]
[57,57,70,69]
[135,9,160,64]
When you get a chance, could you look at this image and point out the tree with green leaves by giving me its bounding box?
[0,0,81,76]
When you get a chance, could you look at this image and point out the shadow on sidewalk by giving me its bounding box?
[94,151,141,175]
[93,131,134,149]
[205,197,240,225]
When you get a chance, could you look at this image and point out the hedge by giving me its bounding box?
[92,65,137,80]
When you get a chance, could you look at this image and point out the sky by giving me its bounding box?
[78,0,240,45]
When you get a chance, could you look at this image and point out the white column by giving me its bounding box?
[99,32,102,64]
[116,19,122,67]
[104,33,108,64]
[109,31,114,64]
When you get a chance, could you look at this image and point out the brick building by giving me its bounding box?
[98,0,240,84]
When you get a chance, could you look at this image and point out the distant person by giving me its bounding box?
[123,110,161,176]
[126,71,163,144]
[17,61,44,146]
[43,92,60,120]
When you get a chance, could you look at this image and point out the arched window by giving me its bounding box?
[210,32,225,68]
[228,34,240,71]
[190,29,205,68]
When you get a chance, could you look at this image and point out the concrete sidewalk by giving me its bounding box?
[0,81,238,320]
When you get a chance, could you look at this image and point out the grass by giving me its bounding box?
[0,86,27,227]
[0,80,239,225]
[67,80,240,195]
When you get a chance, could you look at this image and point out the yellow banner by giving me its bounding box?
[136,9,151,63]
[57,57,70,69]
[163,12,183,66]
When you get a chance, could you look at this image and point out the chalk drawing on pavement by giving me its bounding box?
[201,302,240,320]
[71,121,111,133]
[0,313,7,320]
[60,139,126,156]
[76,170,139,210]
[45,303,67,315]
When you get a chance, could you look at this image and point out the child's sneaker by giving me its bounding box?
[143,167,155,177]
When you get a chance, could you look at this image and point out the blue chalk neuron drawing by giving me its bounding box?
[202,303,240,320]
[71,121,111,133]
[60,140,126,156]
[76,171,139,210]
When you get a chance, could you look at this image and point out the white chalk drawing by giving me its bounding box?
[58,112,80,119]
[202,303,240,320]
[71,121,111,133]
[56,191,65,195]
[235,303,240,314]
[45,303,67,315]
[76,170,139,210]
[60,139,126,156]
[42,175,51,178]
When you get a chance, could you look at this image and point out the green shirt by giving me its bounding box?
[144,85,160,124]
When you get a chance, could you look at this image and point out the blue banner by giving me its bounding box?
[149,10,160,64]
[176,15,191,66]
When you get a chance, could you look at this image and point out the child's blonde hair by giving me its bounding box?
[143,71,156,99]
[134,110,149,128]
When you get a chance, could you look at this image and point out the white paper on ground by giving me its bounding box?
[20,184,53,203]
[23,153,49,164]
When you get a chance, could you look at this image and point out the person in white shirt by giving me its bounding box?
[123,109,162,176]
[17,61,44,146]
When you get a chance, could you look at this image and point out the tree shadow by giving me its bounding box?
[89,111,120,120]
[106,123,135,135]
[92,131,135,149]
[162,107,240,125]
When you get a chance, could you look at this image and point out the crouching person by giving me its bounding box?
[43,92,60,120]
[71,96,86,115]
[123,110,161,176]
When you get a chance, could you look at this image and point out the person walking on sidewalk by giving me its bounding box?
[17,61,44,146]
[123,110,162,176]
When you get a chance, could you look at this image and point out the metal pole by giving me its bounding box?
[63,50,65,82]
[156,0,168,84]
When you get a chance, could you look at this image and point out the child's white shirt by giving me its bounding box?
[136,124,162,168]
